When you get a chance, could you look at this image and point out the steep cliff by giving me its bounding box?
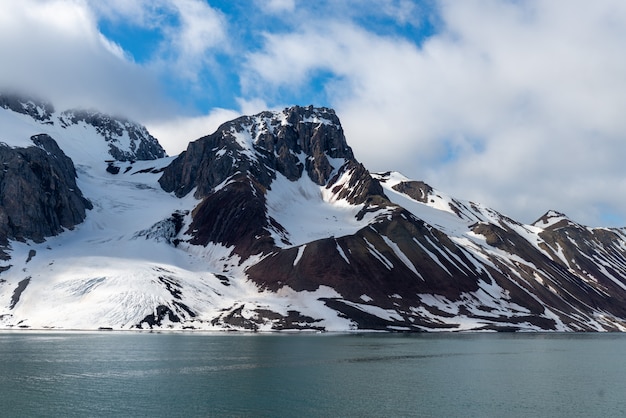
[0,134,91,249]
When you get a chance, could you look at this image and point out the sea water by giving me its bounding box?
[0,332,625,417]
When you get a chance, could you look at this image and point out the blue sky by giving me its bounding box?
[97,1,439,114]
[2,0,626,228]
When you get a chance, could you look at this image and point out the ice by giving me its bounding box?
[0,107,46,148]
[0,106,149,166]
[229,127,259,162]
[302,115,334,126]
[265,172,384,248]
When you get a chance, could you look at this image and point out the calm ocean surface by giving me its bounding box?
[0,332,625,417]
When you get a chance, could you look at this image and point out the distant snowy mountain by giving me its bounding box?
[1,94,626,331]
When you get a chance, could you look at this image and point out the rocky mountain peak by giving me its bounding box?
[0,93,54,122]
[533,210,575,230]
[159,105,388,258]
[159,105,357,199]
[0,134,92,250]
[59,109,166,161]
[221,105,354,184]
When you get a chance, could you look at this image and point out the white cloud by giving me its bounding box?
[0,0,169,118]
[261,0,296,14]
[164,0,228,80]
[242,0,626,226]
[90,0,228,81]
[235,97,272,116]
[146,108,241,156]
[379,0,422,26]
[88,0,165,28]
[0,0,231,125]
[146,97,272,156]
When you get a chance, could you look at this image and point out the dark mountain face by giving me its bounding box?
[0,134,92,252]
[0,93,54,122]
[159,105,387,258]
[159,106,354,198]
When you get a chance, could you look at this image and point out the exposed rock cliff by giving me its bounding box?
[0,93,54,122]
[159,105,355,198]
[0,134,92,247]
[159,105,387,257]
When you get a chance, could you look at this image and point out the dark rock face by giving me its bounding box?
[133,211,187,245]
[59,110,166,161]
[210,305,324,331]
[187,175,276,256]
[391,180,433,204]
[534,214,626,316]
[159,105,380,258]
[0,134,92,244]
[159,105,354,198]
[0,93,54,122]
[328,161,386,206]
[137,304,181,329]
[245,208,511,330]
[10,277,30,309]
[247,209,481,297]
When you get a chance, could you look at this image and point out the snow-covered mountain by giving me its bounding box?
[1,94,626,332]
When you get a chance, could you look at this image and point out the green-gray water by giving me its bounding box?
[1,332,625,417]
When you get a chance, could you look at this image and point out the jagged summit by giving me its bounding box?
[159,105,386,257]
[533,210,575,229]
[0,92,55,122]
[59,109,166,161]
[0,92,166,163]
[159,105,355,199]
[228,105,354,183]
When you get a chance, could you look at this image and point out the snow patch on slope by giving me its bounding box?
[265,173,385,248]
[293,245,306,266]
[335,240,350,264]
[0,105,156,165]
[382,235,420,277]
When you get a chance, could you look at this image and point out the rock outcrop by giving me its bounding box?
[0,134,92,246]
[59,109,166,161]
[159,105,386,257]
[159,105,354,198]
[0,93,54,122]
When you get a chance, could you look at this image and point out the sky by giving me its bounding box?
[2,0,626,227]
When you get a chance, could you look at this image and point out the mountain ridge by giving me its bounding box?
[1,94,626,332]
